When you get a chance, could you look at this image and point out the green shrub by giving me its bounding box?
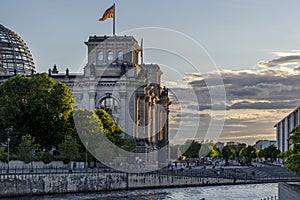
[37,152,55,164]
[0,148,8,162]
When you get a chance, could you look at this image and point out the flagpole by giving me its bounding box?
[113,3,116,35]
[141,38,143,66]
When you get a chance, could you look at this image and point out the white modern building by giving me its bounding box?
[274,106,300,152]
[254,140,276,150]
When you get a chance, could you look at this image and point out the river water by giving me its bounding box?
[19,183,277,200]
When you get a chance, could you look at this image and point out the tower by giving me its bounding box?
[51,35,171,164]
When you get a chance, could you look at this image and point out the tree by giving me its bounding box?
[267,145,280,161]
[199,143,212,158]
[210,145,222,158]
[169,145,181,160]
[17,134,40,163]
[0,74,73,151]
[72,109,104,157]
[283,126,300,175]
[36,152,56,164]
[58,134,80,164]
[258,145,280,162]
[221,145,235,164]
[94,109,125,147]
[235,143,246,159]
[239,145,257,164]
[0,148,7,162]
[181,140,202,158]
[72,108,134,164]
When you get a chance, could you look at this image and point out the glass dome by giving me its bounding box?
[0,24,35,75]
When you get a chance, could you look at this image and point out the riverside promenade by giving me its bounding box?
[0,165,299,198]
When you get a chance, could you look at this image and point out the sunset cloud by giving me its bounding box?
[186,65,300,110]
[258,50,300,68]
[167,58,300,145]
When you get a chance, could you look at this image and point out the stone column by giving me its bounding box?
[165,109,170,142]
[73,93,83,108]
[119,92,127,133]
[139,96,145,139]
[147,101,151,143]
[152,103,156,143]
[144,97,149,142]
[74,83,89,109]
[135,96,140,139]
[88,92,96,110]
[158,108,165,140]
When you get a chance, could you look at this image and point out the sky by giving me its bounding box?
[2,0,300,145]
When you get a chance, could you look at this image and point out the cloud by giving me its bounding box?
[258,50,300,68]
[167,53,300,144]
[258,56,300,67]
[185,65,300,110]
[273,50,300,57]
[229,100,300,110]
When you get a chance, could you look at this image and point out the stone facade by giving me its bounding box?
[0,35,171,164]
[0,171,242,198]
[49,35,171,161]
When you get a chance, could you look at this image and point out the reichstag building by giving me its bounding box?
[0,24,171,160]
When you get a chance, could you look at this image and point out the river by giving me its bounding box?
[17,183,277,200]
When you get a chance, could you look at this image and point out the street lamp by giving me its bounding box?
[85,142,88,169]
[7,138,10,173]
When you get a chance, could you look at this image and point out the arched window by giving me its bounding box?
[107,51,114,61]
[118,51,124,61]
[100,97,119,115]
[98,51,103,60]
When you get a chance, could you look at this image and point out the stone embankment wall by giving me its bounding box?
[0,172,251,197]
[278,182,300,200]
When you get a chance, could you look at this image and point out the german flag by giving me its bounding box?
[99,5,114,21]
